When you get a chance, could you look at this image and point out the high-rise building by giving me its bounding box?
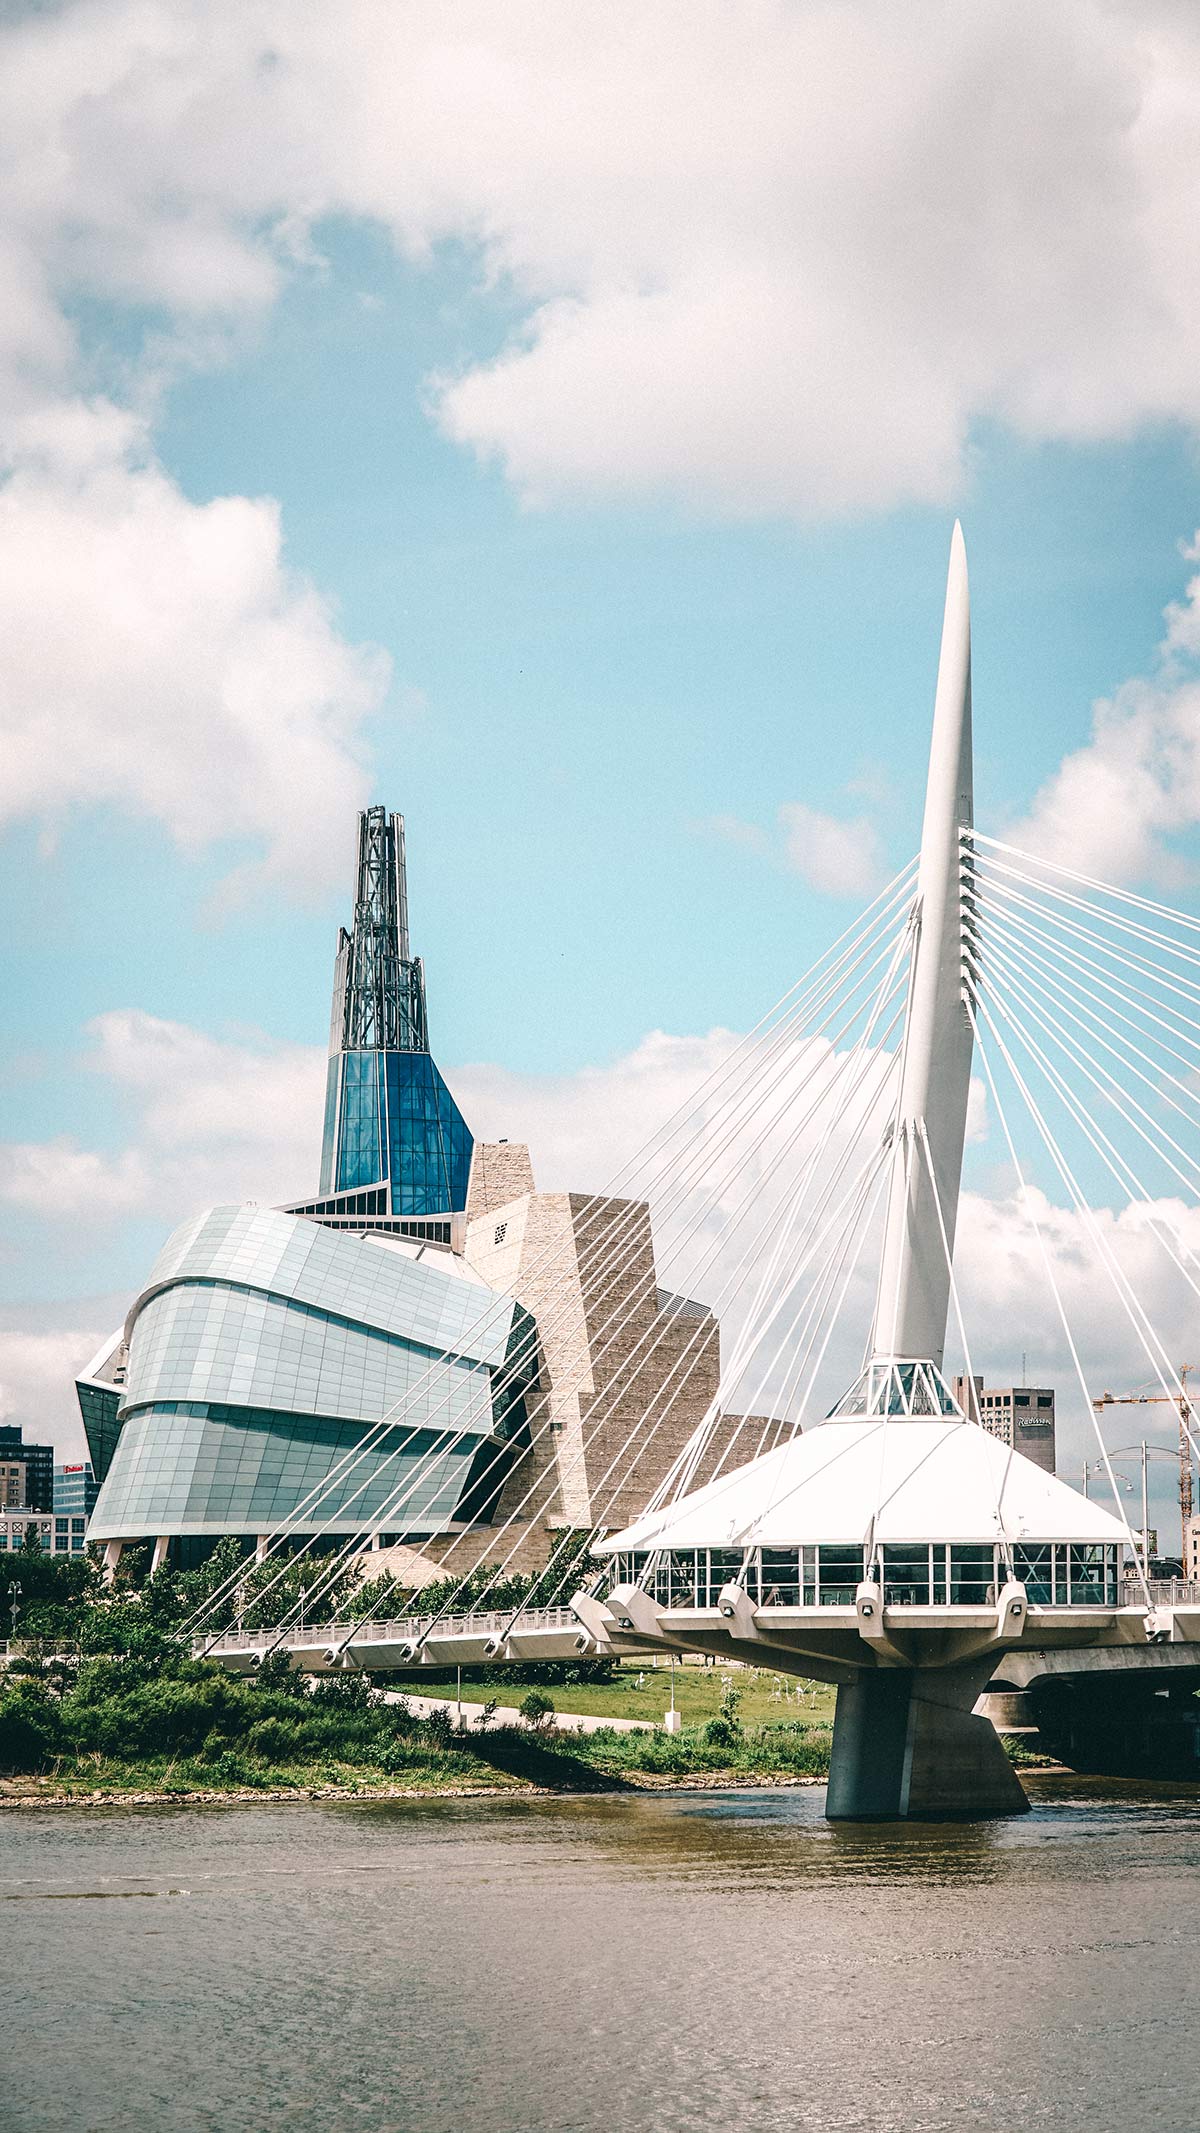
[952,1375,1056,1475]
[0,1459,26,1509]
[0,1425,54,1512]
[286,808,473,1248]
[54,1463,99,1518]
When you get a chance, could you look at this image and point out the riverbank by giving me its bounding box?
[0,1765,831,1808]
[0,1711,837,1802]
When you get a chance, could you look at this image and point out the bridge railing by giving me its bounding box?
[1141,1578,1200,1606]
[197,1604,585,1655]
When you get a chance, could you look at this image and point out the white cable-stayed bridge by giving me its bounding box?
[189,526,1200,1819]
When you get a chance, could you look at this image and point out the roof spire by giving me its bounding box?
[871,525,974,1367]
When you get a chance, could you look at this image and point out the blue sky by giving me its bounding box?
[5,3,1200,1532]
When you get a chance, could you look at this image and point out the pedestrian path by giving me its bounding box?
[384,1690,655,1735]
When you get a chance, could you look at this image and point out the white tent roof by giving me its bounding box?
[599,1419,1132,1552]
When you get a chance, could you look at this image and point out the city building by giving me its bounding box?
[54,1462,99,1518]
[77,807,759,1575]
[0,1425,54,1512]
[1185,1514,1200,1581]
[0,1512,54,1555]
[952,1375,1056,1474]
[52,1463,98,1556]
[0,1459,26,1509]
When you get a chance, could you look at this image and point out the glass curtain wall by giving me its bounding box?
[611,1543,1120,1607]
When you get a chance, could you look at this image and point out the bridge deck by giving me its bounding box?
[197,1583,1200,1678]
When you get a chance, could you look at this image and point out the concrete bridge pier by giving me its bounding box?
[826,1658,1029,1820]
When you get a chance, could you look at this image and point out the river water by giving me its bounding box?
[6,1776,1199,2133]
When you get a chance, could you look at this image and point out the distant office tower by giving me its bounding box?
[1185,1514,1200,1581]
[306,807,473,1240]
[54,1462,99,1518]
[0,1456,26,1509]
[0,1425,54,1512]
[953,1375,1057,1475]
[52,1460,95,1556]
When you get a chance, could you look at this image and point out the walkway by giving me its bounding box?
[383,1689,655,1735]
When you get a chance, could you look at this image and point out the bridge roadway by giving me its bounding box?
[198,1578,1200,1691]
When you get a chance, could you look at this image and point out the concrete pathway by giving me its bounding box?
[384,1690,656,1735]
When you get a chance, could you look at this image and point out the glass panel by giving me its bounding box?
[881,1544,931,1604]
[817,1545,861,1605]
[705,1549,745,1605]
[668,1550,699,1605]
[1012,1543,1052,1604]
[1069,1544,1107,1604]
[760,1549,801,1606]
[948,1545,997,1605]
[910,1369,936,1415]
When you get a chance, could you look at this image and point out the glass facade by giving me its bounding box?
[76,1383,123,1486]
[0,1514,53,1553]
[327,1049,473,1212]
[92,1404,487,1539]
[53,1464,99,1518]
[609,1542,1122,1609]
[87,1205,535,1546]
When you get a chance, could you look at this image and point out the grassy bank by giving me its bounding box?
[0,1660,837,1802]
[0,1545,843,1802]
[390,1663,838,1730]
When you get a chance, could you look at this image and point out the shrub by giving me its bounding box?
[0,1683,63,1772]
[246,1716,308,1762]
[252,1650,308,1700]
[701,1714,739,1751]
[518,1688,556,1730]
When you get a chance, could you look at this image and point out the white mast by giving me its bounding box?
[872,523,974,1367]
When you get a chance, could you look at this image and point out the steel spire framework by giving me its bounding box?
[317,805,473,1223]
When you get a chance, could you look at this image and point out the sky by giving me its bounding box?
[5,2,1200,1535]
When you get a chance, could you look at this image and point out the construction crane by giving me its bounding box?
[1092,1364,1196,1561]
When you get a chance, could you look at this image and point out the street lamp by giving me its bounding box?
[1084,1442,1178,1570]
[1106,1442,1180,1567]
[7,1580,22,1643]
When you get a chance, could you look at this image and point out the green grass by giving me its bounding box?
[390,1662,838,1729]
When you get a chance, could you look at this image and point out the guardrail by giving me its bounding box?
[1140,1579,1200,1605]
[197,1604,585,1654]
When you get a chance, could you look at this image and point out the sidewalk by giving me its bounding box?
[383,1690,656,1735]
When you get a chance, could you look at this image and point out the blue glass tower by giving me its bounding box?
[302,807,473,1236]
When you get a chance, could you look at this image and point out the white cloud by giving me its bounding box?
[0,446,387,902]
[705,798,885,896]
[3,3,1200,527]
[779,801,885,898]
[8,3,1200,881]
[0,1309,127,1459]
[1009,535,1200,884]
[0,1010,326,1234]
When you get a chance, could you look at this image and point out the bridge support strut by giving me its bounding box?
[826,1660,1029,1820]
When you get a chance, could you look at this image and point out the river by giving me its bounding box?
[6,1776,1199,2133]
